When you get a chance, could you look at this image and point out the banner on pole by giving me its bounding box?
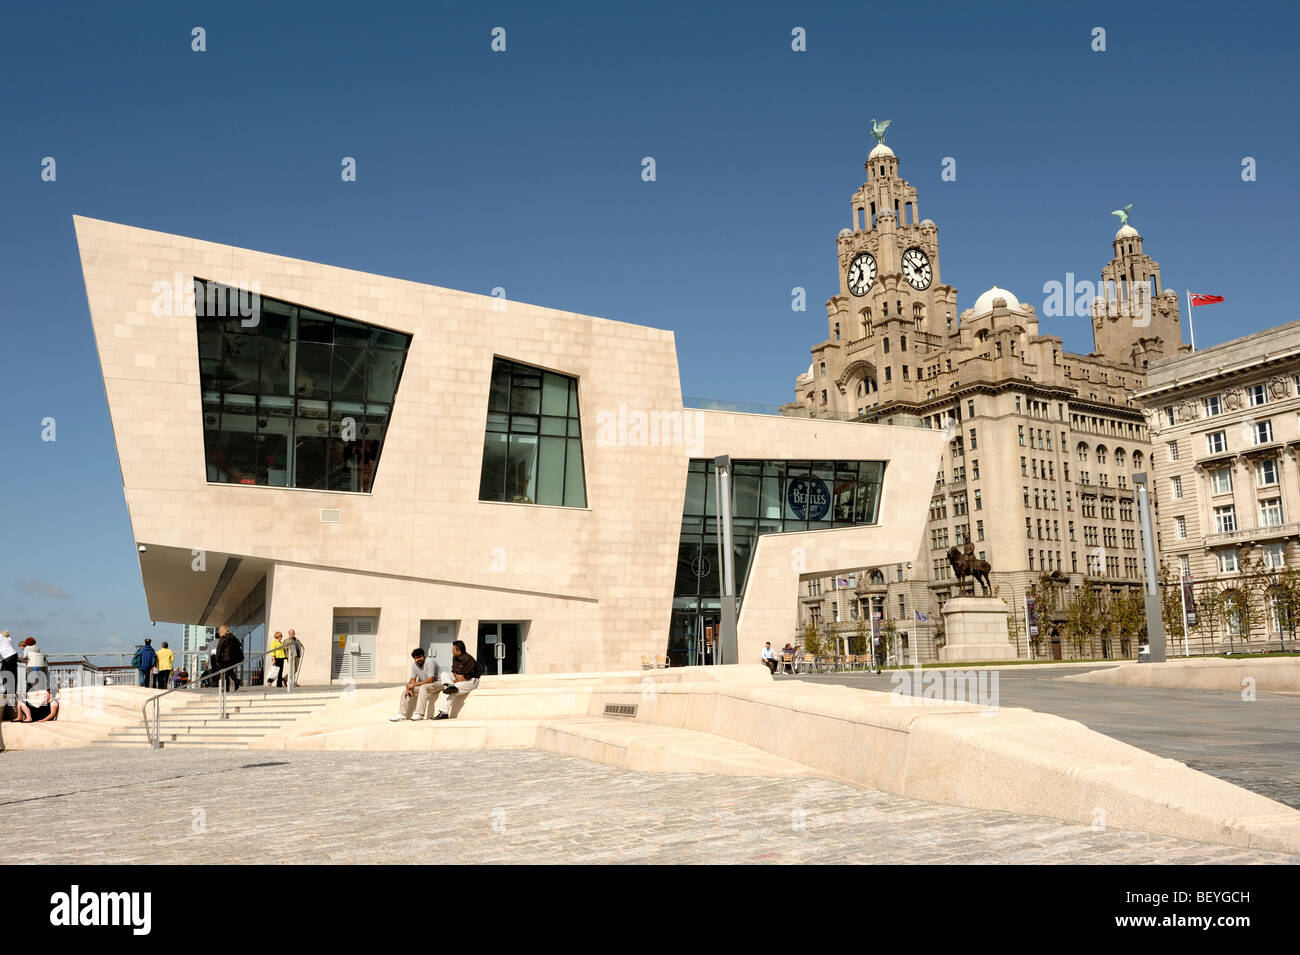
[1025,595,1039,639]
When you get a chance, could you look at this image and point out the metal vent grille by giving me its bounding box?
[320,509,341,523]
[603,703,637,718]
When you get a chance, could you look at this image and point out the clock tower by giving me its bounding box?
[829,141,959,349]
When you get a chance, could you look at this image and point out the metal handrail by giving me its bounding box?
[141,641,304,749]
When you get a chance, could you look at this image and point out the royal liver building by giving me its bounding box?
[788,130,1187,662]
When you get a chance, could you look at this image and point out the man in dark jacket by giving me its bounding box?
[134,639,158,687]
[215,626,243,692]
[432,640,481,720]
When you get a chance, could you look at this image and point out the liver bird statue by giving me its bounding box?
[870,118,892,145]
[1110,203,1134,227]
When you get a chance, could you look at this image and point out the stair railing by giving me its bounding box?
[141,642,306,749]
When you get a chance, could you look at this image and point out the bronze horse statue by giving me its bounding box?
[947,545,992,596]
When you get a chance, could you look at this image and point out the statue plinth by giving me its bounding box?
[939,597,1018,662]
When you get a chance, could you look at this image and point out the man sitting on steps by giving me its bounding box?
[432,641,481,721]
[391,648,441,722]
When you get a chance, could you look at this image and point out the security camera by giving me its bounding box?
[138,545,147,553]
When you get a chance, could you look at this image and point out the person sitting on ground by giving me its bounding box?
[390,648,441,722]
[18,687,59,723]
[432,641,481,721]
[760,641,779,674]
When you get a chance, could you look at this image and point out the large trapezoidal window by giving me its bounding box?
[195,279,411,492]
[478,357,586,507]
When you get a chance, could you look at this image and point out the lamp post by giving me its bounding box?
[1132,473,1167,662]
[713,455,738,665]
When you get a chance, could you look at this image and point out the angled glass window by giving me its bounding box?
[194,279,410,492]
[478,357,586,507]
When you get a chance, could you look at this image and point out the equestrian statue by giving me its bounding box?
[947,542,992,597]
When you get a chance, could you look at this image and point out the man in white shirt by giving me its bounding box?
[760,642,779,675]
[391,648,441,721]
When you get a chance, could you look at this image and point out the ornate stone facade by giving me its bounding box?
[790,140,1188,663]
[1135,322,1300,652]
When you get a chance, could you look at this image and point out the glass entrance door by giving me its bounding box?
[476,621,524,675]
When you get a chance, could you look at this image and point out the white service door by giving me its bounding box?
[419,620,458,675]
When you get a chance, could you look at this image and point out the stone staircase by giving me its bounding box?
[94,688,345,749]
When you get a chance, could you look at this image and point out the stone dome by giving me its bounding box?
[1115,223,1139,239]
[838,228,853,239]
[919,218,936,228]
[868,142,895,160]
[971,285,1021,315]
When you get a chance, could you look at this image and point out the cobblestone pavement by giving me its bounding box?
[800,665,1300,809]
[1,749,1294,864]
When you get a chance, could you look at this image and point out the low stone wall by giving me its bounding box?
[1062,656,1300,694]
[583,680,1300,854]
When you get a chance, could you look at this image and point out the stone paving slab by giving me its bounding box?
[1,749,1294,864]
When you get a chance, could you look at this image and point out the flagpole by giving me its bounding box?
[1185,290,1197,351]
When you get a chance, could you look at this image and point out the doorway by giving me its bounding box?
[476,621,526,675]
[332,614,378,682]
[419,620,459,674]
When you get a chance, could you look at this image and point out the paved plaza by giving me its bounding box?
[801,663,1300,809]
[1,748,1295,864]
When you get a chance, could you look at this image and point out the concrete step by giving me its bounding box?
[534,718,819,778]
[92,738,256,749]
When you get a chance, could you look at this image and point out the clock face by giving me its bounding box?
[847,252,877,296]
[902,247,933,290]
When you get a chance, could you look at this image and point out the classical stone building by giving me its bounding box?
[789,138,1188,662]
[1134,320,1300,652]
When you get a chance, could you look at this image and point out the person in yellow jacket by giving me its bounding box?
[266,632,287,687]
[155,642,175,689]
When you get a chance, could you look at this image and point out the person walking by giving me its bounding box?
[215,626,243,692]
[204,632,220,688]
[133,639,158,687]
[154,641,174,689]
[284,630,304,687]
[266,632,287,687]
[432,640,481,721]
[0,630,18,718]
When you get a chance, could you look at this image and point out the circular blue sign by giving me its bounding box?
[787,477,831,521]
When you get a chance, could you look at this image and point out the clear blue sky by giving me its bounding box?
[1,0,1295,653]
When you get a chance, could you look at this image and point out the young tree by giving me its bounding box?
[850,617,869,656]
[1159,563,1187,652]
[1109,588,1146,658]
[802,621,822,657]
[880,618,899,667]
[1065,581,1100,659]
[1270,565,1300,652]
[1195,581,1226,656]
[1221,587,1251,654]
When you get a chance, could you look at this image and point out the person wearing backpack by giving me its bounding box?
[133,639,158,687]
[215,626,243,692]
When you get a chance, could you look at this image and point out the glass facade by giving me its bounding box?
[478,357,587,507]
[195,279,411,492]
[669,459,885,665]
